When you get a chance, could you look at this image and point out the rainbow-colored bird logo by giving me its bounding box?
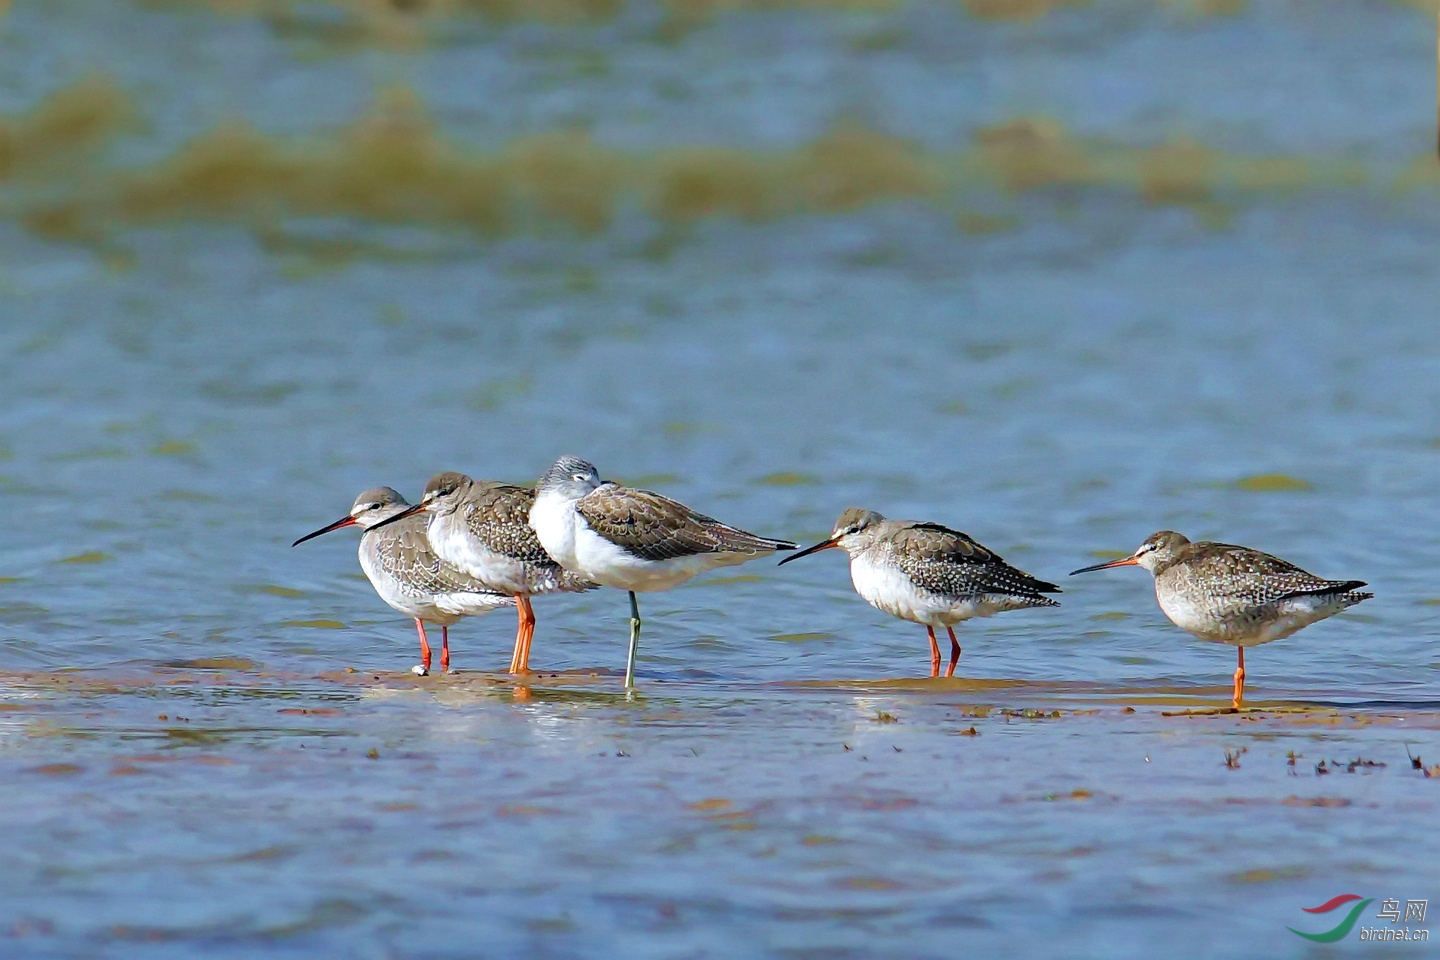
[1287,894,1374,942]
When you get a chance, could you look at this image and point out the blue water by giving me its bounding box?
[0,0,1437,956]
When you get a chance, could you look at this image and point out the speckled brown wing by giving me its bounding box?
[575,484,796,561]
[458,482,594,592]
[374,516,508,598]
[457,483,555,564]
[890,522,1061,601]
[1178,543,1367,606]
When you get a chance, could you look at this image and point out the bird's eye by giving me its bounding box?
[572,474,587,482]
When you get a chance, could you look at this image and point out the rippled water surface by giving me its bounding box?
[1,0,1438,956]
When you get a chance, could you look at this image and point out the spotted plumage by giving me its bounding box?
[418,472,593,596]
[883,520,1061,608]
[365,507,512,609]
[365,472,595,675]
[575,486,793,563]
[530,455,797,687]
[779,507,1060,678]
[293,487,514,675]
[1071,530,1371,708]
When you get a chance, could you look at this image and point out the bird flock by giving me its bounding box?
[295,455,1370,709]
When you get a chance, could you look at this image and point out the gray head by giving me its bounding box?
[342,475,465,538]
[778,507,886,566]
[350,486,411,527]
[418,471,474,514]
[1128,530,1192,572]
[1070,530,1191,577]
[832,507,885,541]
[536,455,603,500]
[293,486,411,546]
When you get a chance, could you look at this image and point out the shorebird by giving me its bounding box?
[529,455,797,687]
[1070,531,1372,709]
[778,508,1061,677]
[292,487,515,675]
[365,472,594,674]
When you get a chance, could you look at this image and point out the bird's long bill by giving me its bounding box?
[777,537,840,566]
[292,515,358,547]
[364,501,426,534]
[1069,555,1140,576]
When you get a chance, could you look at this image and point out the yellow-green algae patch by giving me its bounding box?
[145,0,1276,38]
[1234,473,1311,492]
[1230,866,1309,884]
[251,585,306,598]
[954,211,1015,235]
[757,472,818,486]
[167,657,260,670]
[6,83,1401,250]
[149,440,197,456]
[0,77,131,181]
[59,552,112,564]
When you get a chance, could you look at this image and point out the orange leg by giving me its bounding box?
[926,625,941,678]
[509,596,536,674]
[413,618,432,675]
[516,596,536,673]
[1232,647,1245,710]
[507,602,524,673]
[440,625,451,673]
[945,626,962,678]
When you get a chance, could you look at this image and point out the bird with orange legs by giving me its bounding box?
[293,487,515,675]
[1071,531,1371,709]
[368,472,594,674]
[779,508,1061,677]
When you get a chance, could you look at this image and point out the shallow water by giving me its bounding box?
[1,0,1438,956]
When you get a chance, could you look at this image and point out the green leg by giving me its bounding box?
[624,590,641,689]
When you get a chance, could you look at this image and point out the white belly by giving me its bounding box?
[433,592,514,619]
[572,522,751,591]
[529,491,754,592]
[849,556,994,627]
[1156,589,1221,639]
[529,490,580,570]
[358,544,454,625]
[428,512,530,594]
[1157,587,1346,647]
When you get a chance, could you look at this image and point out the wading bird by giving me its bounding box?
[365,473,594,674]
[1070,531,1371,709]
[528,455,796,687]
[293,487,514,675]
[779,508,1061,677]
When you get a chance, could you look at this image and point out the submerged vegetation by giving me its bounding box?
[116,0,1429,50]
[2,80,1430,252]
[0,79,132,182]
[137,0,1436,32]
[143,0,1248,36]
